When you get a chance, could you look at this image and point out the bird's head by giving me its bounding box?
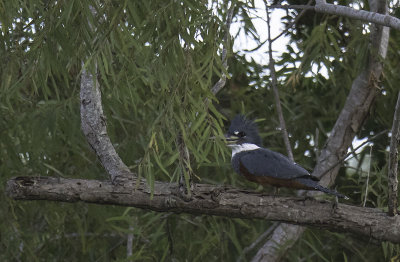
[225,115,262,147]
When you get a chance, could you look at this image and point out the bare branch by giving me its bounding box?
[388,91,400,216]
[80,6,132,183]
[315,0,389,185]
[250,10,298,261]
[267,4,315,11]
[6,176,400,244]
[252,6,316,260]
[266,9,294,161]
[266,4,400,31]
[80,67,132,183]
[313,2,398,30]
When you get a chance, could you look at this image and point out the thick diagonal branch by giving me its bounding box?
[316,0,389,185]
[80,67,132,182]
[80,6,132,183]
[253,0,390,261]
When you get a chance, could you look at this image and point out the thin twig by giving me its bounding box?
[211,2,235,95]
[186,2,235,196]
[363,145,373,207]
[318,129,388,179]
[388,91,400,216]
[268,4,314,10]
[270,0,313,43]
[266,8,294,161]
[249,8,297,262]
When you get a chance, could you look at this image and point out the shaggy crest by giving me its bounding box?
[228,115,262,146]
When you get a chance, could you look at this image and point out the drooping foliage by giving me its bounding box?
[1,0,400,261]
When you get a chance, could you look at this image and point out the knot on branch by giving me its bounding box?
[81,99,91,106]
[211,187,224,202]
[111,172,133,186]
[165,197,178,208]
[15,176,37,187]
[178,183,193,202]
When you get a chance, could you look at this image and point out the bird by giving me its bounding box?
[225,115,348,199]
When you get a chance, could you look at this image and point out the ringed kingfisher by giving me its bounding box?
[225,115,348,199]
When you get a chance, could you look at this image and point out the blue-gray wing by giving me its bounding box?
[238,148,314,180]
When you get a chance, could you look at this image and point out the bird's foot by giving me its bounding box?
[332,197,339,210]
[304,195,315,201]
[273,187,280,196]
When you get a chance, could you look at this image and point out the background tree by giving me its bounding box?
[1,0,400,261]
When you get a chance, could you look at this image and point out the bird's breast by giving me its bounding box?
[230,143,260,157]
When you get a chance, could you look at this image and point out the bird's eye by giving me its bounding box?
[238,131,246,137]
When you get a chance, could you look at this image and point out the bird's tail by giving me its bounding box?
[296,177,349,199]
[314,184,349,199]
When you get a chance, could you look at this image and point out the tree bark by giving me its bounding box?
[6,176,400,244]
[388,92,400,216]
[80,64,131,184]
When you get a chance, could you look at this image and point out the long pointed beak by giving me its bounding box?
[224,134,238,145]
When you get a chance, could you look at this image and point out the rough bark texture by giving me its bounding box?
[388,92,400,216]
[6,176,400,243]
[314,2,399,30]
[252,0,390,260]
[317,0,389,186]
[80,67,132,183]
[252,224,305,262]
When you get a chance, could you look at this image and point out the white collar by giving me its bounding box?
[228,143,260,157]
